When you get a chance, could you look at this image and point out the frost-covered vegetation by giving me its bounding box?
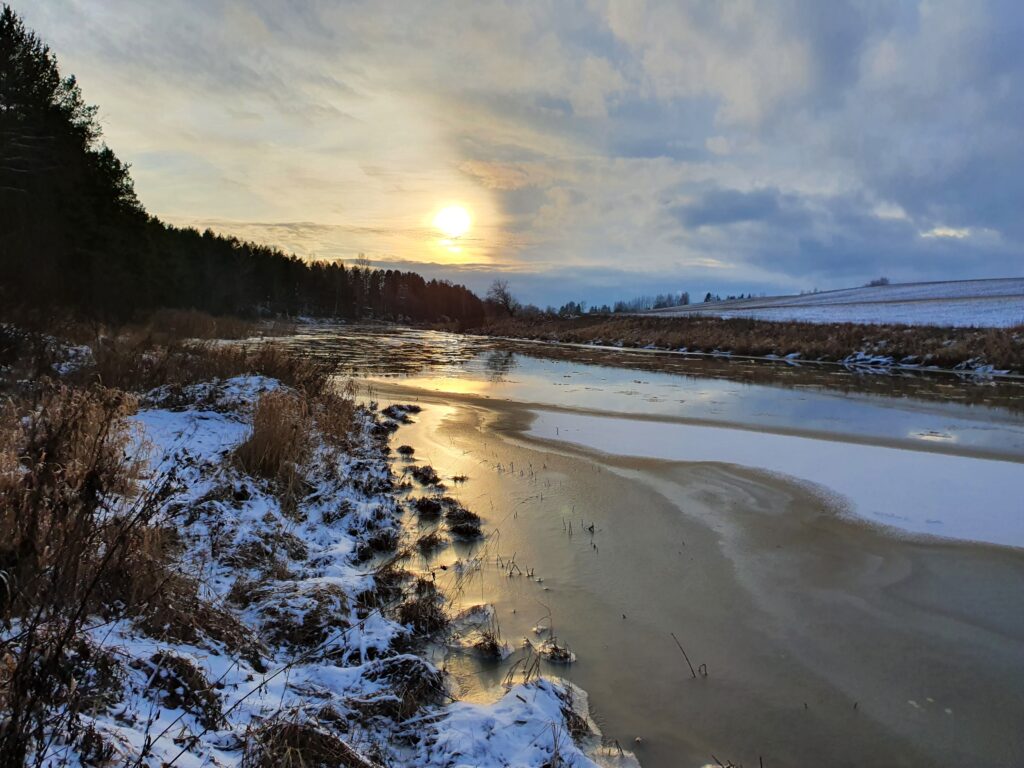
[474,312,1024,376]
[0,325,629,767]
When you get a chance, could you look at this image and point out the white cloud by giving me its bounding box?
[873,201,909,221]
[921,226,971,239]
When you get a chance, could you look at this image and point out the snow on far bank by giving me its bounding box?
[528,410,1024,549]
[647,278,1024,328]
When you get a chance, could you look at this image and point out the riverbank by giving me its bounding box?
[0,327,632,767]
[470,314,1024,376]
[369,378,1024,768]
[11,320,1021,766]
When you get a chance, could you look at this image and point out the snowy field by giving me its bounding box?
[647,278,1024,328]
[529,410,1024,549]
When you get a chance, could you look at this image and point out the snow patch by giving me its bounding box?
[529,409,1024,549]
[648,277,1024,328]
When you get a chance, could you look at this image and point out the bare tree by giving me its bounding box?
[486,279,519,317]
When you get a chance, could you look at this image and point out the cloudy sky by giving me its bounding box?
[22,1,1024,306]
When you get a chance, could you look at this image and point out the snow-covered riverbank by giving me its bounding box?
[51,374,635,767]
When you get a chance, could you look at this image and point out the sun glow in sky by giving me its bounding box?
[433,205,471,239]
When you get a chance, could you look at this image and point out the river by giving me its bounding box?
[281,323,1024,768]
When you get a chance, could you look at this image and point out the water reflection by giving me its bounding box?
[482,349,517,381]
[272,324,1024,460]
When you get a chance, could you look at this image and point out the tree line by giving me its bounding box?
[0,6,484,325]
[490,286,692,319]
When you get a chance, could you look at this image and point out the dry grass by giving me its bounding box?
[416,531,446,554]
[142,308,291,342]
[135,571,267,670]
[0,322,369,764]
[395,578,449,636]
[0,375,282,764]
[85,339,329,395]
[137,651,222,729]
[234,390,312,488]
[226,538,294,581]
[243,716,381,768]
[0,384,145,617]
[314,379,359,450]
[411,497,444,519]
[444,504,482,539]
[557,686,592,741]
[410,465,442,486]
[95,523,180,612]
[356,564,409,615]
[0,383,179,765]
[0,325,55,388]
[474,628,505,660]
[255,583,349,650]
[0,310,300,396]
[28,308,292,348]
[353,528,400,563]
[476,314,1024,373]
[358,654,447,721]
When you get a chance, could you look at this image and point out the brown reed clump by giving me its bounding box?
[242,715,381,768]
[234,390,312,489]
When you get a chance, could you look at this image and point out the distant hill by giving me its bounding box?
[646,278,1024,328]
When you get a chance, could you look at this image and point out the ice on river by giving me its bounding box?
[529,410,1024,549]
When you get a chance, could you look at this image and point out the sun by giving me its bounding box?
[433,205,471,239]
